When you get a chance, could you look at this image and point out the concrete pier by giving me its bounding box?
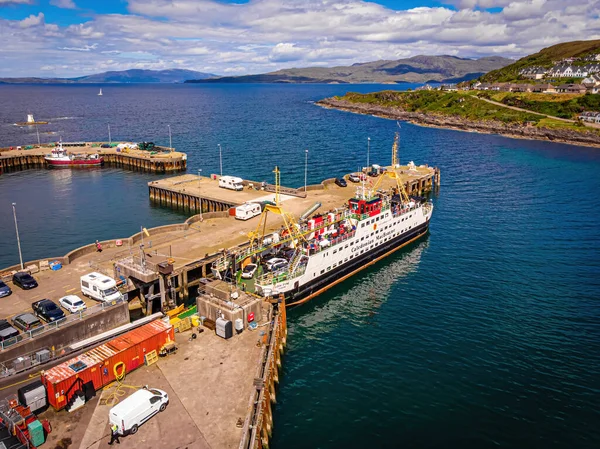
[0,142,187,173]
[0,162,437,449]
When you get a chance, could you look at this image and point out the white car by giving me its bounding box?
[348,173,361,183]
[241,264,258,279]
[59,295,87,313]
[265,258,288,272]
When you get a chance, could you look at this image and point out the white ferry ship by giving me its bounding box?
[212,167,433,306]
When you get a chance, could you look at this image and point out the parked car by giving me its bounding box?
[109,387,169,436]
[348,173,361,183]
[12,313,42,332]
[265,258,288,272]
[335,178,347,187]
[0,280,12,298]
[12,272,38,290]
[0,320,20,342]
[32,299,66,323]
[59,295,87,313]
[367,170,379,177]
[241,264,258,279]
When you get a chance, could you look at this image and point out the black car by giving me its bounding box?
[0,319,19,341]
[12,272,38,290]
[334,178,347,187]
[0,280,12,298]
[367,170,379,177]
[32,299,66,323]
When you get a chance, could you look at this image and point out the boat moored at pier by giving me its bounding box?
[44,141,104,167]
[212,166,433,306]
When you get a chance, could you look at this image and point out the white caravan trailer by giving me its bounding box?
[235,203,261,220]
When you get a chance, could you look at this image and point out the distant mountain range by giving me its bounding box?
[186,55,513,84]
[0,69,217,84]
[478,39,600,83]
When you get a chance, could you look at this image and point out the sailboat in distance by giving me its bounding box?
[98,88,103,96]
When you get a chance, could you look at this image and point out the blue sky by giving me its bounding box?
[1,0,598,77]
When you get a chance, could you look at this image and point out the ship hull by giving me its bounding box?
[45,158,104,167]
[284,218,430,306]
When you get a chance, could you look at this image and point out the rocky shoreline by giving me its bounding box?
[316,98,600,149]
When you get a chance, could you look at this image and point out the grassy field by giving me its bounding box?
[472,91,600,119]
[338,91,600,135]
[340,91,545,123]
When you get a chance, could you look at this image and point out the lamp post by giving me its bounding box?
[108,124,111,144]
[304,149,308,192]
[218,144,223,176]
[12,203,24,270]
[367,137,371,168]
[168,125,172,150]
[35,125,40,146]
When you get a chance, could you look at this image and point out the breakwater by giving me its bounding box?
[317,97,600,148]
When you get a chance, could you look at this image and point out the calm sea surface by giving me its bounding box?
[1,84,599,448]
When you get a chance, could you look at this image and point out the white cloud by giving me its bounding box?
[0,0,34,4]
[1,0,600,77]
[50,0,76,9]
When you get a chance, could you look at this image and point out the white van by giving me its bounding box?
[235,203,261,220]
[109,387,169,435]
[219,176,244,191]
[80,272,122,302]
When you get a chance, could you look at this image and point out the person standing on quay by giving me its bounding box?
[109,423,120,445]
[96,240,103,252]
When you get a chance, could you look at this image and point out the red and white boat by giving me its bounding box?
[45,141,104,167]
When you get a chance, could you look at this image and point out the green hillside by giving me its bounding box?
[479,39,600,83]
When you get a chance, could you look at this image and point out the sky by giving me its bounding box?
[0,0,599,77]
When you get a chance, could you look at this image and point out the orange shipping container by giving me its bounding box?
[41,320,174,410]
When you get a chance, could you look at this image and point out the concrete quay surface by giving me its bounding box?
[40,326,266,449]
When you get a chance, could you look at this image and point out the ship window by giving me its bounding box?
[345,245,348,249]
[344,258,348,262]
[376,230,379,234]
[350,242,354,246]
[333,263,337,268]
[361,237,364,241]
[333,249,337,254]
[370,233,374,237]
[376,216,380,221]
[361,223,365,228]
[320,270,324,274]
[327,266,331,271]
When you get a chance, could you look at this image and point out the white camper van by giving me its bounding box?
[109,387,169,435]
[235,203,261,220]
[80,272,121,302]
[218,176,244,191]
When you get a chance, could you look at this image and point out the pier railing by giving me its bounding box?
[0,296,126,355]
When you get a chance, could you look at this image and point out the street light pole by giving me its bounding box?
[168,125,172,150]
[12,203,24,270]
[367,137,371,168]
[108,124,111,144]
[218,144,223,176]
[35,125,40,146]
[304,149,308,192]
[198,169,203,220]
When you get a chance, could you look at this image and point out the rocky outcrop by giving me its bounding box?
[317,98,600,148]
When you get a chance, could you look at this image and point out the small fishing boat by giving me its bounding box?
[45,141,104,167]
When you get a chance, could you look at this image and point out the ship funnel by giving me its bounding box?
[27,114,34,123]
[300,202,321,221]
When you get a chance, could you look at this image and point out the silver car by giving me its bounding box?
[0,281,11,298]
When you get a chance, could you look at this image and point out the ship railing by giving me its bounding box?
[305,230,356,255]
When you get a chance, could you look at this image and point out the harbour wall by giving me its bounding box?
[0,211,229,279]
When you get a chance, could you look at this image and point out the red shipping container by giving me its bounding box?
[41,320,174,410]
